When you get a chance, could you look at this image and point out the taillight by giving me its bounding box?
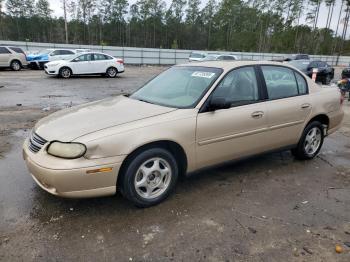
[117,59,124,65]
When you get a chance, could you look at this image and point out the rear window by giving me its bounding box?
[9,47,25,54]
[262,66,299,100]
[61,50,75,55]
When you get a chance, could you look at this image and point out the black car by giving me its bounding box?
[306,60,334,85]
[288,60,334,85]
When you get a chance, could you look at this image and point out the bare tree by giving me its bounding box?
[62,0,69,44]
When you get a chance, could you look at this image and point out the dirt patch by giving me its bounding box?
[0,107,55,156]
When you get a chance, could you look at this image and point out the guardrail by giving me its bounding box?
[1,40,350,66]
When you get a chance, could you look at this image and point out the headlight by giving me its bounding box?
[47,141,87,159]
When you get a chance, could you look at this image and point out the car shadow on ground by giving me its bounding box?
[28,150,294,222]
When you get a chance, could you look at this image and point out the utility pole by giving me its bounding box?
[62,0,69,44]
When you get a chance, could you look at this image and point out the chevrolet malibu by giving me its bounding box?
[23,61,344,207]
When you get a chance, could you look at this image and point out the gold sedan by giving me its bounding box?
[23,61,344,207]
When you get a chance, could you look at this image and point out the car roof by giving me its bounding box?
[177,60,290,71]
[75,51,112,56]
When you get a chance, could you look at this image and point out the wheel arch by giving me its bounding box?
[306,114,329,128]
[301,114,330,139]
[59,66,73,75]
[117,140,188,188]
[10,59,22,67]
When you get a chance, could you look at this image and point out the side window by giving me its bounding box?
[51,50,60,56]
[61,50,75,55]
[94,54,106,60]
[295,72,308,95]
[9,47,25,54]
[261,66,299,99]
[74,54,92,62]
[212,66,259,107]
[223,56,235,60]
[0,47,11,54]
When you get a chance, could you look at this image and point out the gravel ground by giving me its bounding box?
[0,66,349,262]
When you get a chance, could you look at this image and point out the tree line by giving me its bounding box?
[1,0,350,55]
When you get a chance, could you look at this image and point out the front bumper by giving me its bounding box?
[44,65,58,75]
[23,138,125,198]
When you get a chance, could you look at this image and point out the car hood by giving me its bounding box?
[27,53,49,61]
[34,96,177,142]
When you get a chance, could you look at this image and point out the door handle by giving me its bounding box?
[251,111,264,119]
[301,103,311,109]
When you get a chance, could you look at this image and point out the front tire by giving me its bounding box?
[120,148,179,207]
[292,121,324,160]
[59,67,72,79]
[10,60,21,71]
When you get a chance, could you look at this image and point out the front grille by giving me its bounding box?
[28,131,48,153]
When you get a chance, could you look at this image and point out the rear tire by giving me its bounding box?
[291,121,324,160]
[106,67,118,78]
[119,148,178,207]
[59,67,72,79]
[10,60,21,71]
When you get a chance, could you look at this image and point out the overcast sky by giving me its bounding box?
[48,0,347,37]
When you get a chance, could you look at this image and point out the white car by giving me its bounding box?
[188,52,207,62]
[44,52,125,78]
[27,48,91,69]
[200,54,238,61]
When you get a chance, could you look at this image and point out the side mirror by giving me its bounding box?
[209,97,231,111]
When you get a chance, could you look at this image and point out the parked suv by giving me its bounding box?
[0,46,28,71]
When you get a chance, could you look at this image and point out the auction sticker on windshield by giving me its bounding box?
[191,71,216,78]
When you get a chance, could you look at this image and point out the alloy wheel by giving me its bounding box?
[134,157,172,199]
[304,127,322,156]
[11,61,20,71]
[107,68,117,77]
[61,68,71,78]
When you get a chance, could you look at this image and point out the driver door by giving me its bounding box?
[70,54,93,74]
[196,66,269,168]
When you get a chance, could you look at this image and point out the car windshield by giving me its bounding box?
[130,66,222,108]
[288,60,310,71]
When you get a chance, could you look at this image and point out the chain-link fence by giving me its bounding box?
[2,40,349,66]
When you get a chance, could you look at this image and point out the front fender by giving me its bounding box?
[75,110,198,172]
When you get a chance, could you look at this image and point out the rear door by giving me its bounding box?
[196,66,269,168]
[260,65,311,149]
[0,47,11,66]
[91,54,110,73]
